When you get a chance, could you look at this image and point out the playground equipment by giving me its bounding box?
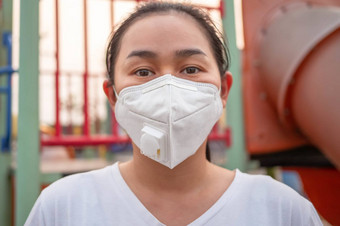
[0,32,14,152]
[241,0,340,224]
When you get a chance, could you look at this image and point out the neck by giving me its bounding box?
[120,140,210,192]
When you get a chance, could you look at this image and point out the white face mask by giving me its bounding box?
[114,74,223,169]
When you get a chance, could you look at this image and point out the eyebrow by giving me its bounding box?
[175,48,207,58]
[127,50,157,59]
[126,48,207,59]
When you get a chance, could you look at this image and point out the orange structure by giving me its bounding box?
[241,0,340,224]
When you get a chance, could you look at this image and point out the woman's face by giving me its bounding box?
[113,12,222,94]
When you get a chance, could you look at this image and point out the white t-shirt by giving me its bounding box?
[25,163,322,226]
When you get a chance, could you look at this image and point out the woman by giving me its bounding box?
[26,2,322,225]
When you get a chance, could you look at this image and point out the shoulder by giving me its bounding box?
[232,170,322,225]
[236,170,299,197]
[25,162,131,225]
[235,170,307,205]
[42,163,115,197]
[36,163,120,214]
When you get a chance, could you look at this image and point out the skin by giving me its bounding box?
[103,12,234,226]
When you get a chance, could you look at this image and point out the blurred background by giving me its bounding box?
[0,0,339,225]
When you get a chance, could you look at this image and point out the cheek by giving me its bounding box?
[201,58,222,89]
[113,73,150,95]
[210,71,222,87]
[202,70,222,89]
[113,62,134,94]
[113,76,131,95]
[211,77,222,90]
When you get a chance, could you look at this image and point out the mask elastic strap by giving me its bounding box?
[113,86,120,100]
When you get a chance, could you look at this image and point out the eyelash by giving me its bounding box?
[133,66,201,77]
[181,66,201,75]
[134,69,155,77]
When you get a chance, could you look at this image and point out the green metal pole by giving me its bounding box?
[16,0,40,225]
[223,0,247,171]
[0,0,13,225]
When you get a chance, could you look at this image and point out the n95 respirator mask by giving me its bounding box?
[114,74,223,169]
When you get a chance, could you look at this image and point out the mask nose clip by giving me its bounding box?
[140,126,166,161]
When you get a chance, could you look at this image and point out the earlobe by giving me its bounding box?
[103,80,117,109]
[220,71,233,108]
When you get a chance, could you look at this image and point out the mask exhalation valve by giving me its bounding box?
[140,126,166,161]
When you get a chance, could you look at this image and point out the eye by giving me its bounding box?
[182,67,201,75]
[135,69,155,77]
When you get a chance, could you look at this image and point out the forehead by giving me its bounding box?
[118,12,212,55]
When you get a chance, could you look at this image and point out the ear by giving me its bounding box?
[103,80,117,110]
[220,71,233,108]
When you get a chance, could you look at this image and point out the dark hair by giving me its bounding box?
[105,1,230,86]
